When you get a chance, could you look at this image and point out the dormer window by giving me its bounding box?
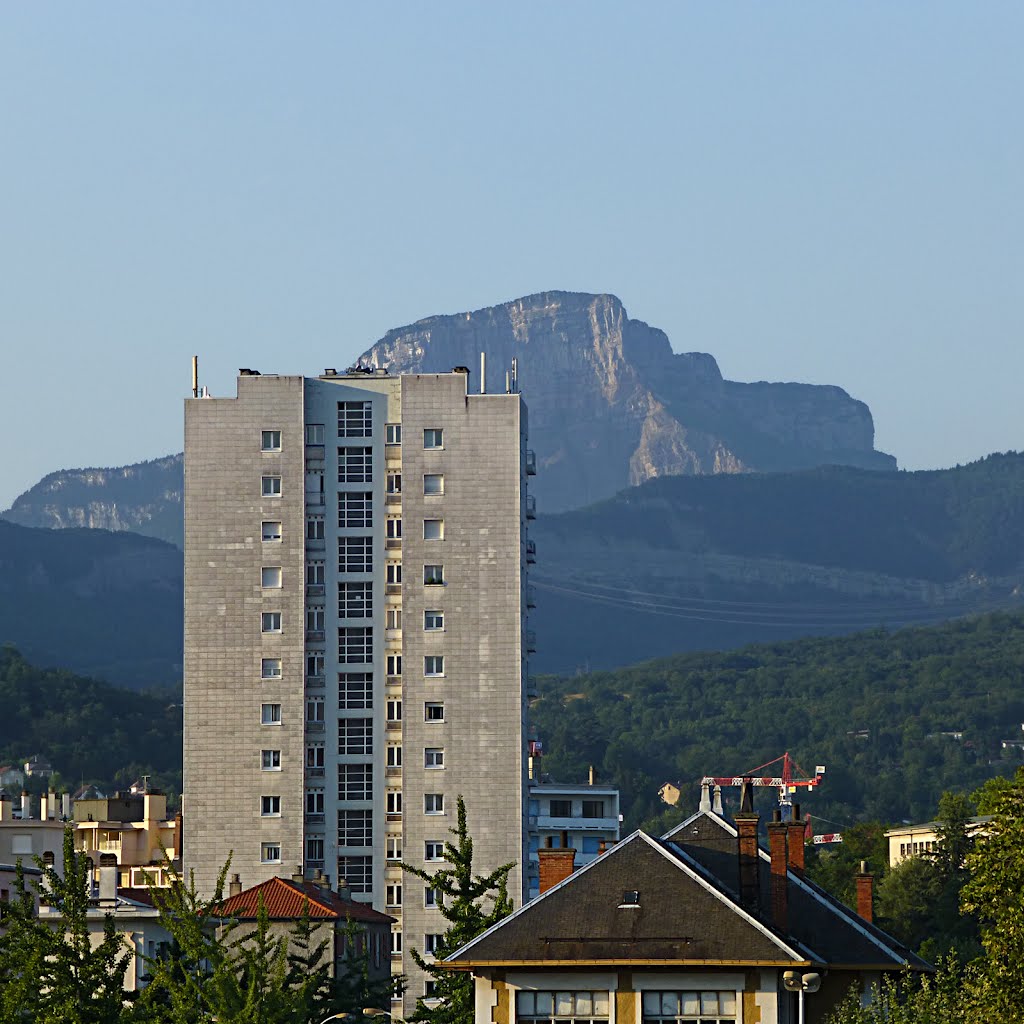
[620,890,640,907]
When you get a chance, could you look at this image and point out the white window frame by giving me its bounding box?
[423,518,444,541]
[424,655,444,678]
[424,841,444,862]
[261,703,282,725]
[261,749,282,771]
[423,474,444,495]
[386,883,403,908]
[423,564,444,586]
[261,566,282,589]
[305,423,325,445]
[386,790,403,815]
[261,475,282,497]
[386,607,402,631]
[424,702,445,723]
[424,747,445,770]
[424,932,445,954]
[423,428,443,450]
[386,423,402,446]
[261,430,282,452]
[424,610,444,631]
[424,887,439,908]
[386,837,402,861]
[261,658,282,679]
[261,795,281,817]
[424,794,444,815]
[260,842,282,864]
[262,521,282,542]
[261,612,282,634]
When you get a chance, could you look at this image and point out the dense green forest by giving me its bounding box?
[531,610,1024,832]
[0,647,182,797]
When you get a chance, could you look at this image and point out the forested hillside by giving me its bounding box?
[0,647,182,795]
[531,611,1024,832]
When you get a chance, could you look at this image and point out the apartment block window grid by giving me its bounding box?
[339,672,373,710]
[339,581,373,619]
[338,717,373,755]
[337,856,372,894]
[642,992,737,1023]
[339,626,373,664]
[339,536,373,574]
[338,809,373,847]
[338,763,373,801]
[337,401,372,438]
[338,446,373,483]
[338,491,373,528]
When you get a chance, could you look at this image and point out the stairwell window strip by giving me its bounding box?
[338,763,373,801]
[338,446,373,483]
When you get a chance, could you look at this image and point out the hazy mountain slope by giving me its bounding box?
[529,453,1024,672]
[358,290,895,512]
[3,454,184,547]
[0,520,183,688]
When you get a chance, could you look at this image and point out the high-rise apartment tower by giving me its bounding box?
[184,366,535,1007]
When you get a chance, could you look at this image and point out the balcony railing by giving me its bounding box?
[385,584,402,596]
[385,538,402,550]
[305,721,325,733]
[305,492,325,507]
[525,540,537,563]
[304,813,325,825]
[306,766,325,778]
[525,450,537,475]
[306,859,325,871]
[305,674,326,690]
[526,585,536,608]
[305,537,326,551]
[386,493,402,505]
[305,444,325,460]
[386,766,402,777]
[386,720,402,732]
[305,629,326,643]
[306,584,325,599]
[525,495,537,519]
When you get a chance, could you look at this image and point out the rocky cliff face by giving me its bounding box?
[358,291,895,512]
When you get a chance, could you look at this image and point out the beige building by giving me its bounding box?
[883,815,992,867]
[184,365,533,1011]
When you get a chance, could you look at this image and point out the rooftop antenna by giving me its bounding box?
[511,356,518,393]
[480,352,486,394]
[191,356,199,398]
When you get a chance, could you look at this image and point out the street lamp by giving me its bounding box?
[782,971,821,1024]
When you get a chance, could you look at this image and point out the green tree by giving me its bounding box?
[0,828,132,1024]
[402,796,514,1024]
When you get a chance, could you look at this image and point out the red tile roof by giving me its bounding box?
[214,877,394,925]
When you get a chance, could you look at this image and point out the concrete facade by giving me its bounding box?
[184,367,532,1012]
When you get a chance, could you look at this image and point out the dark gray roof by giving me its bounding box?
[449,815,930,972]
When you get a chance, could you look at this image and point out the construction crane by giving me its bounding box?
[701,752,825,818]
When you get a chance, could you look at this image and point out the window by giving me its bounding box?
[261,795,281,817]
[423,564,444,586]
[307,561,326,586]
[641,991,736,1023]
[391,929,403,955]
[260,842,282,864]
[424,748,445,769]
[306,697,325,724]
[338,401,372,438]
[386,517,402,542]
[305,423,325,445]
[423,519,444,540]
[424,610,444,631]
[261,658,282,679]
[261,703,282,725]
[307,653,326,678]
[386,423,402,445]
[338,446,373,483]
[307,607,326,633]
[261,566,282,589]
[517,992,611,1024]
[262,521,282,542]
[339,717,373,755]
[582,799,605,818]
[339,672,373,710]
[261,475,282,497]
[261,430,282,451]
[306,516,325,541]
[424,841,444,862]
[261,750,281,771]
[424,933,444,954]
[338,763,373,801]
[386,791,403,815]
[339,536,373,573]
[424,702,445,722]
[339,627,373,664]
[306,790,325,815]
[386,837,402,861]
[386,608,402,631]
[549,799,572,818]
[306,836,324,862]
[425,980,440,998]
[337,855,372,894]
[423,474,444,495]
[386,699,402,723]
[424,887,440,908]
[424,656,444,677]
[387,472,402,495]
[386,883,403,907]
[424,794,444,815]
[339,581,373,618]
[387,745,403,768]
[306,745,325,770]
[387,562,402,586]
[424,428,443,449]
[386,654,402,677]
[338,808,372,846]
[262,612,282,633]
[339,491,372,528]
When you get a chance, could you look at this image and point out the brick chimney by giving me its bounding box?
[734,779,760,912]
[786,804,806,876]
[767,810,789,933]
[856,861,874,923]
[538,844,576,894]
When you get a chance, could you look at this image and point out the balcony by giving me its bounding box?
[525,495,536,519]
[305,630,326,643]
[305,444,325,464]
[386,493,402,505]
[305,721,325,733]
[526,585,536,608]
[306,584,325,599]
[525,539,537,563]
[305,674,326,690]
[306,766,325,779]
[386,766,402,778]
[305,492,325,507]
[385,538,402,550]
[525,450,537,476]
[525,630,537,653]
[385,584,402,596]
[305,813,325,825]
[305,537,326,551]
[386,720,402,732]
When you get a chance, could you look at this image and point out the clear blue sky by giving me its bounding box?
[1,3,1021,509]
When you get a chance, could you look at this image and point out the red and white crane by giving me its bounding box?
[700,751,825,815]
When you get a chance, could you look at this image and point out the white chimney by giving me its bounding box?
[99,864,117,904]
[0,795,11,822]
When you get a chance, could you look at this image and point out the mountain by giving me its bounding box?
[0,520,183,688]
[529,452,1024,672]
[3,454,184,547]
[357,291,896,512]
[530,610,1024,833]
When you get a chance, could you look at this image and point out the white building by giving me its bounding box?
[183,364,535,1009]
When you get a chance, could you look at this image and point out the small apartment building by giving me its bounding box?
[526,783,620,900]
[0,794,67,877]
[884,815,992,867]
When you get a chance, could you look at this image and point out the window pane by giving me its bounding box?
[555,993,573,1016]
[719,992,736,1015]
[591,993,609,1017]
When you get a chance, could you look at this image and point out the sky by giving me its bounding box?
[1,3,1021,509]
